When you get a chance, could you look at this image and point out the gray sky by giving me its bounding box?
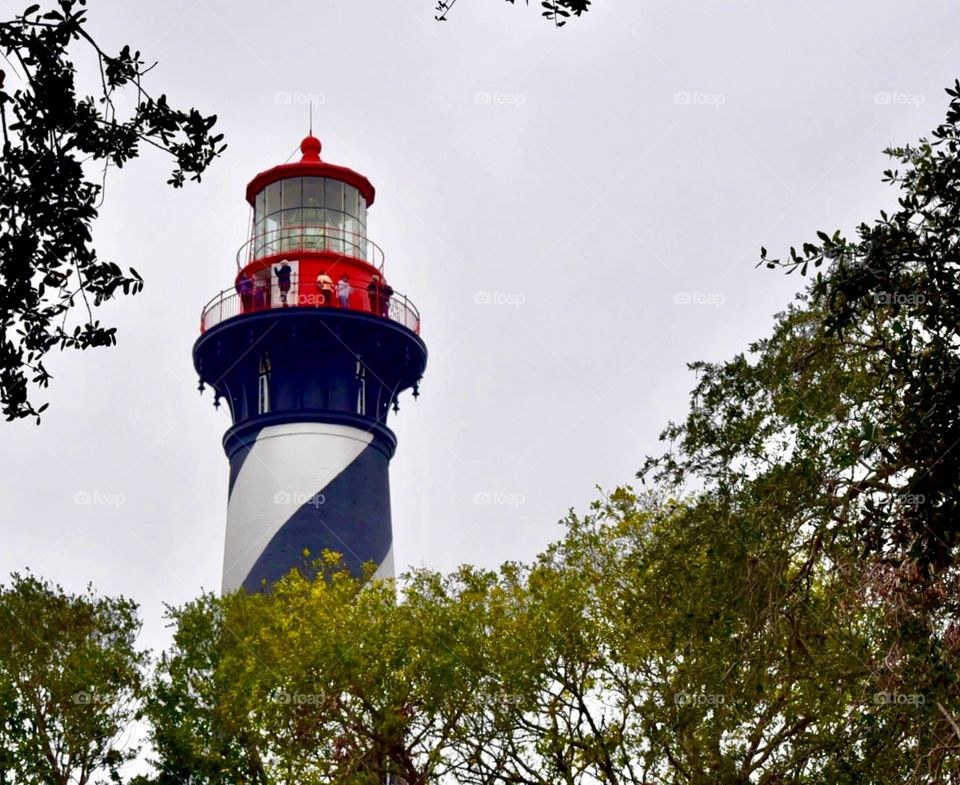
[1,0,957,652]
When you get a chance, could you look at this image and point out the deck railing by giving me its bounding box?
[200,274,420,335]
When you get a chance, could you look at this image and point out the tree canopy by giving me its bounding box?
[0,573,147,785]
[638,80,960,782]
[138,489,949,783]
[0,0,224,422]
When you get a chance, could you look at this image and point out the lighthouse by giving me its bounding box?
[193,135,427,593]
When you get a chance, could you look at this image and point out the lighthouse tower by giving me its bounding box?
[193,135,427,593]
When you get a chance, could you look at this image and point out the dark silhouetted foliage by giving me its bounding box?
[435,0,592,27]
[0,0,225,422]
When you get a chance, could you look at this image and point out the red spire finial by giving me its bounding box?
[300,135,322,161]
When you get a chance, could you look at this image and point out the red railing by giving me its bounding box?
[200,274,420,335]
[236,225,385,271]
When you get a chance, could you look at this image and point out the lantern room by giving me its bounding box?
[227,135,402,323]
[198,135,419,334]
[251,175,368,261]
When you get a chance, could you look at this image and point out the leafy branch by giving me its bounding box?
[435,0,592,27]
[0,0,225,422]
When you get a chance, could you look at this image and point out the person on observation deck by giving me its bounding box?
[237,273,253,313]
[367,274,382,315]
[337,274,351,308]
[317,272,334,306]
[337,273,353,308]
[379,278,394,318]
[274,262,292,307]
[253,279,267,311]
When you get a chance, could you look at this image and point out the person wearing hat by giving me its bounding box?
[317,271,334,306]
[274,261,292,307]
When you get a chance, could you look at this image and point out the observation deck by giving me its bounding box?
[200,270,420,334]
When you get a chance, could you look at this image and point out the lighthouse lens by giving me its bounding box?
[248,178,370,262]
[303,177,324,209]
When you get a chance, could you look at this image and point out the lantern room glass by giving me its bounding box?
[253,176,368,260]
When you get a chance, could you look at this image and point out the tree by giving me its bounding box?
[638,82,960,782]
[758,82,960,582]
[0,572,148,785]
[0,0,225,422]
[144,492,885,785]
[427,487,883,785]
[146,554,490,785]
[434,0,592,27]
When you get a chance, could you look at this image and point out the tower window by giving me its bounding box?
[258,354,271,415]
[356,361,367,416]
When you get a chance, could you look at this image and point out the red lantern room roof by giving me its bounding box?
[244,135,376,207]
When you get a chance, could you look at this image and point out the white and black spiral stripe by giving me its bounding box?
[221,421,395,593]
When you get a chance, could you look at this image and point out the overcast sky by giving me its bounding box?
[1,0,957,652]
